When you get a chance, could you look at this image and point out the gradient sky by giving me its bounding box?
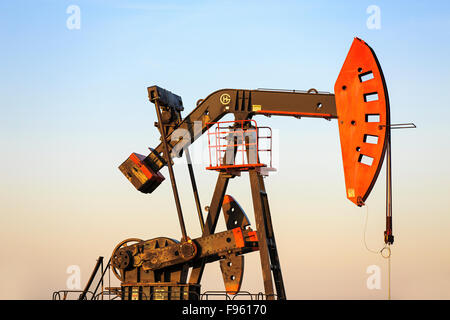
[1,0,450,299]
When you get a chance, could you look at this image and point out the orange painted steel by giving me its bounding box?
[246,230,258,243]
[232,228,245,248]
[334,38,390,206]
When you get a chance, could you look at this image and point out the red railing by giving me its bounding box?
[206,120,272,172]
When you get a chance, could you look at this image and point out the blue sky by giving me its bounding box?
[1,0,450,299]
[1,0,449,148]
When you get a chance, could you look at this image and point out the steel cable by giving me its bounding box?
[363,204,392,300]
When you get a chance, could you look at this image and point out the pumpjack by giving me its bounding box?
[106,38,404,300]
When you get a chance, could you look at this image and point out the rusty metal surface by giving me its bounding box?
[110,238,143,282]
[119,153,165,193]
[111,229,258,277]
[222,195,251,230]
[220,254,244,295]
[249,169,286,300]
[121,283,200,301]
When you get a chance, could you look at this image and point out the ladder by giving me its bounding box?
[249,170,286,300]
